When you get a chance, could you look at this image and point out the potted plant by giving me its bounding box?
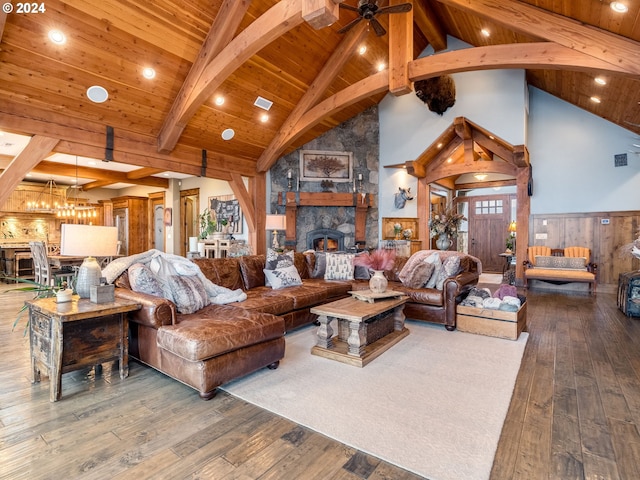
[429,202,466,250]
[198,208,216,240]
[505,236,514,253]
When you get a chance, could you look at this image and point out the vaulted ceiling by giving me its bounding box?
[0,0,639,193]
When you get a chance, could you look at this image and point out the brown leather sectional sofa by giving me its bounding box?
[114,252,479,399]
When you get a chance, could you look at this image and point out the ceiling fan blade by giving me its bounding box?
[337,16,363,34]
[369,17,387,37]
[338,3,360,12]
[377,3,413,15]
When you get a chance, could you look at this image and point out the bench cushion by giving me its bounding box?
[158,305,284,361]
[525,268,595,283]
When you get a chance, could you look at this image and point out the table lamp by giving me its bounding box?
[508,221,517,253]
[60,224,118,298]
[265,214,286,250]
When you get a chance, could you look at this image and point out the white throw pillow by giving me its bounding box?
[263,265,303,289]
[324,252,355,281]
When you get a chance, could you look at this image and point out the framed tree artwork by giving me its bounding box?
[209,194,243,234]
[300,150,353,182]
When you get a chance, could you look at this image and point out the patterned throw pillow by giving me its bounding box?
[424,252,443,289]
[265,249,295,286]
[436,255,461,290]
[128,263,164,297]
[324,252,355,281]
[400,260,435,289]
[535,255,586,269]
[166,275,209,314]
[263,265,303,290]
[266,248,295,270]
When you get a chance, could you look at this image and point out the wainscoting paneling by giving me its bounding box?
[529,210,640,286]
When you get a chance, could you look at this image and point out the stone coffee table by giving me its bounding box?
[310,290,409,367]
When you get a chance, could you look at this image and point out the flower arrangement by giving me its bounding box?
[402,228,413,240]
[353,249,396,272]
[393,223,402,238]
[429,202,466,238]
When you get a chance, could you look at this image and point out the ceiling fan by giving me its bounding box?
[337,1,413,37]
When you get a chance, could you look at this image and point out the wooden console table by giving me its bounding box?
[310,293,408,367]
[26,296,141,402]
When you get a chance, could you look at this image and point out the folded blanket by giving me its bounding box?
[102,249,247,305]
[399,249,482,280]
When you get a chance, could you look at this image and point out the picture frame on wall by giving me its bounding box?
[299,150,353,182]
[209,194,243,234]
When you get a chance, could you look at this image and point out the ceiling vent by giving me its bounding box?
[254,96,273,111]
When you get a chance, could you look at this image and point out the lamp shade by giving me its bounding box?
[60,225,118,299]
[60,224,118,257]
[265,214,286,231]
[508,221,517,233]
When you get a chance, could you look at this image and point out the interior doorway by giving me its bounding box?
[148,192,165,252]
[180,188,199,257]
[464,194,515,273]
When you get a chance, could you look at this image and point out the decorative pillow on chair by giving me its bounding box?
[128,263,164,297]
[535,255,586,269]
[324,252,355,280]
[263,265,303,289]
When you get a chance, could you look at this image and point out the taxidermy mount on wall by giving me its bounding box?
[414,76,456,115]
[394,187,414,209]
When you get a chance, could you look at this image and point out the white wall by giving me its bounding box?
[379,37,526,228]
[528,88,640,213]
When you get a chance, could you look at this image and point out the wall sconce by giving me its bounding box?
[287,169,293,191]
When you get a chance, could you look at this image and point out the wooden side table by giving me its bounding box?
[26,296,141,402]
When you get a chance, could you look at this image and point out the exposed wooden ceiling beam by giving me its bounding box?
[156,0,251,153]
[413,0,447,52]
[25,160,169,189]
[302,0,343,29]
[0,106,255,180]
[0,12,6,42]
[409,42,636,81]
[127,167,166,180]
[0,135,59,207]
[388,0,414,95]
[256,21,369,172]
[157,0,305,153]
[436,0,640,75]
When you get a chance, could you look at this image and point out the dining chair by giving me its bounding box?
[29,241,76,288]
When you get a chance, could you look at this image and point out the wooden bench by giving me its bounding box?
[524,246,597,294]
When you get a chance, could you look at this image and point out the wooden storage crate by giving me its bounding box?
[456,297,527,340]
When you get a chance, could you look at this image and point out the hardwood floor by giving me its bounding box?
[1,283,640,479]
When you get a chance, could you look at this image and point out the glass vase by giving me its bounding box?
[436,233,452,251]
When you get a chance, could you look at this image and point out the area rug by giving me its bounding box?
[222,321,528,480]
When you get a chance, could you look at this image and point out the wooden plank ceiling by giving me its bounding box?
[0,0,638,189]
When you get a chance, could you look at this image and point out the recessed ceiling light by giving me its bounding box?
[142,67,156,79]
[260,114,269,123]
[481,28,490,37]
[48,29,66,45]
[163,173,169,177]
[590,96,601,103]
[594,77,607,85]
[254,96,273,111]
[474,173,488,180]
[221,128,235,141]
[214,96,225,106]
[610,2,628,13]
[88,160,96,166]
[358,45,367,55]
[437,143,443,149]
[26,173,33,177]
[377,62,386,72]
[447,157,453,163]
[86,85,109,103]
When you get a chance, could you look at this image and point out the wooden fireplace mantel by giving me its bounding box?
[277,191,374,249]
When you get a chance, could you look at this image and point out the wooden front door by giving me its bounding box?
[467,195,512,273]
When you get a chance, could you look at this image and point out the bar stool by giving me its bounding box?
[204,240,217,258]
[217,239,231,258]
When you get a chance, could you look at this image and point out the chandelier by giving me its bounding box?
[25,179,65,213]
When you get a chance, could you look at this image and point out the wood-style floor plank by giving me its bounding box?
[3,285,640,480]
